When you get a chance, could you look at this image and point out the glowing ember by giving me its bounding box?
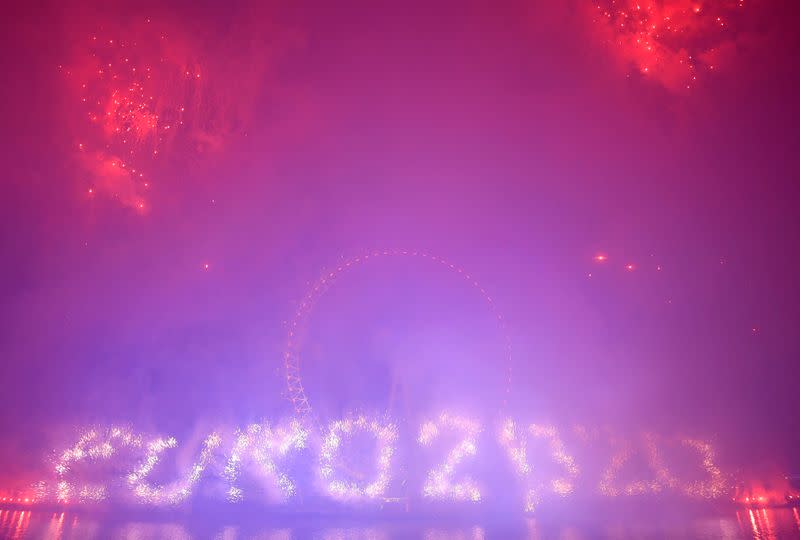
[592,0,748,91]
[419,412,483,502]
[62,18,204,211]
[318,415,398,502]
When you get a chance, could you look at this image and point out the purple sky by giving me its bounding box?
[1,1,799,490]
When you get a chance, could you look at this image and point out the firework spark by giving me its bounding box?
[60,10,271,212]
[318,415,399,502]
[592,0,748,91]
[419,412,482,502]
[61,18,204,211]
[498,420,579,512]
[127,432,221,505]
[223,420,308,503]
[52,426,143,504]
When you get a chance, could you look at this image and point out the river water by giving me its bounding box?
[1,506,799,539]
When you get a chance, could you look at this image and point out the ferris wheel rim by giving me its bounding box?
[283,249,513,430]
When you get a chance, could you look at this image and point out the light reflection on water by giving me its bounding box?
[0,507,799,539]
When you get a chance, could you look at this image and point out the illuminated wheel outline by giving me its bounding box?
[284,249,513,425]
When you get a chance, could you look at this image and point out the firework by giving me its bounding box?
[318,415,398,502]
[498,420,579,512]
[52,426,143,504]
[597,433,725,497]
[592,0,747,91]
[223,420,308,502]
[680,438,726,498]
[599,436,663,496]
[23,420,729,508]
[419,413,482,502]
[62,17,203,211]
[127,432,221,505]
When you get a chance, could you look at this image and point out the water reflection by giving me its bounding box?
[112,522,192,540]
[0,507,799,539]
[44,512,65,539]
[9,510,31,539]
[734,507,800,539]
[317,528,389,540]
[422,527,484,540]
